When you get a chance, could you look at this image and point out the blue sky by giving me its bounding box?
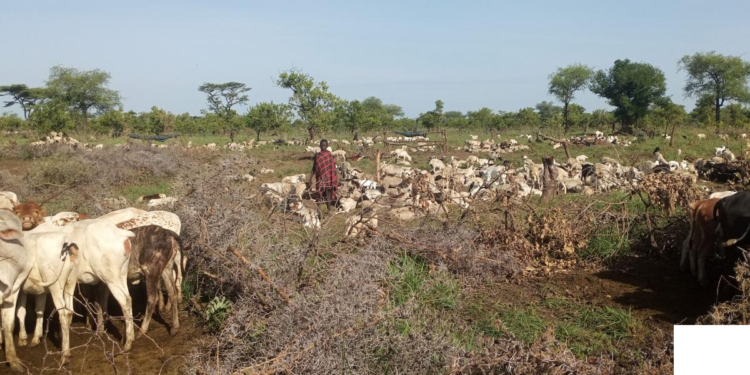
[2,0,748,117]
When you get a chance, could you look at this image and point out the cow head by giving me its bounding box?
[13,202,46,230]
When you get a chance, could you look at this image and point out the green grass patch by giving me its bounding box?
[543,297,642,358]
[500,307,547,344]
[389,253,428,307]
[579,226,630,260]
[117,179,172,201]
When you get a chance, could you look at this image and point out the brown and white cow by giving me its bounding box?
[681,198,721,285]
[125,225,181,336]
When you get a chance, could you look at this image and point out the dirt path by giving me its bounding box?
[7,311,206,374]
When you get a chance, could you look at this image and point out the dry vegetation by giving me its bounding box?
[3,140,746,374]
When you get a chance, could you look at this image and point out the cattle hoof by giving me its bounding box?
[18,337,28,347]
[10,361,24,373]
[60,355,70,367]
[170,327,180,336]
[28,338,41,348]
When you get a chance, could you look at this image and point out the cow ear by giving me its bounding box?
[0,228,23,240]
[40,208,47,217]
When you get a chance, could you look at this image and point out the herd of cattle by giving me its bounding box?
[0,191,183,372]
[254,132,749,238]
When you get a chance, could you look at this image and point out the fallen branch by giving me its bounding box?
[228,246,291,303]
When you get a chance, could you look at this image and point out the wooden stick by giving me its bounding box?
[538,132,572,159]
[228,247,291,303]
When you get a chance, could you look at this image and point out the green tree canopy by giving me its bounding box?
[679,51,750,125]
[46,66,120,138]
[548,64,594,133]
[535,101,562,127]
[276,69,339,140]
[417,100,445,129]
[590,59,667,131]
[466,108,498,131]
[246,102,292,140]
[0,112,24,132]
[0,84,47,119]
[28,98,75,134]
[198,82,251,118]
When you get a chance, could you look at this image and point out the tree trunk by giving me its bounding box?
[563,102,569,134]
[611,121,615,134]
[715,95,721,125]
[82,112,88,140]
[308,125,315,141]
[669,124,676,147]
[541,156,558,204]
[256,129,261,141]
[375,150,381,185]
[229,129,235,143]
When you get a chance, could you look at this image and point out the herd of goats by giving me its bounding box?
[1,129,749,371]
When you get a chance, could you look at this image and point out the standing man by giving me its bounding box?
[310,139,338,213]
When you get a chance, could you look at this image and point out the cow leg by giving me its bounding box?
[95,283,110,333]
[697,238,709,286]
[49,283,73,365]
[162,270,180,335]
[16,292,28,347]
[159,272,171,312]
[106,281,134,351]
[139,272,160,337]
[29,294,47,348]
[2,296,24,372]
[680,236,690,272]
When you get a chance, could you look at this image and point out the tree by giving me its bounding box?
[466,108,498,131]
[590,109,615,132]
[28,98,75,134]
[46,66,120,138]
[0,112,24,132]
[516,107,541,128]
[0,84,47,119]
[276,69,339,140]
[198,82,251,141]
[444,111,467,129]
[198,82,251,117]
[590,59,667,131]
[679,52,750,125]
[548,64,594,133]
[95,109,127,136]
[535,101,562,127]
[418,100,445,129]
[246,102,292,140]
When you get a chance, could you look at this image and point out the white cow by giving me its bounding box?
[16,232,79,354]
[30,220,136,361]
[0,191,19,211]
[0,211,32,372]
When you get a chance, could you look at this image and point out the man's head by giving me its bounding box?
[320,139,328,150]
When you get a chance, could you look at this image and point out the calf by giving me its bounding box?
[126,226,181,336]
[681,198,721,284]
[13,201,46,230]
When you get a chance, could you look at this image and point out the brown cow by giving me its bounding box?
[683,198,721,285]
[13,202,46,230]
[125,225,181,336]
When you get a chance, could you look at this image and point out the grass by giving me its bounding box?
[499,307,547,344]
[117,179,172,201]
